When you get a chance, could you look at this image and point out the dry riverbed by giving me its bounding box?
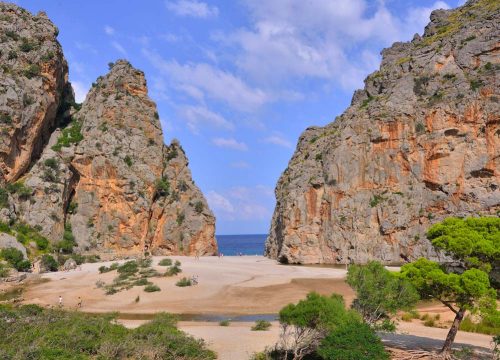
[1,256,495,359]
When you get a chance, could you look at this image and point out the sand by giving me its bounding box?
[22,256,353,314]
[16,256,495,360]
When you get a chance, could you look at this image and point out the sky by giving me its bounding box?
[16,0,465,235]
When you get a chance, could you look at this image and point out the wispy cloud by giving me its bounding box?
[206,186,273,221]
[262,133,292,148]
[111,41,127,55]
[179,105,234,133]
[143,49,269,111]
[104,25,115,36]
[212,137,248,151]
[165,0,219,18]
[230,161,251,169]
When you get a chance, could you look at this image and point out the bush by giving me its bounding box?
[194,201,204,214]
[52,120,83,151]
[0,188,8,208]
[165,264,182,276]
[0,247,28,271]
[155,177,170,197]
[0,307,215,359]
[134,278,152,286]
[158,258,172,266]
[251,320,271,331]
[123,155,133,167]
[219,320,230,326]
[144,284,161,292]
[318,321,389,360]
[459,313,500,335]
[117,260,138,276]
[23,64,40,79]
[176,277,192,287]
[41,254,58,272]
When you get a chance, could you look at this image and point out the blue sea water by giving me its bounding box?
[215,234,267,256]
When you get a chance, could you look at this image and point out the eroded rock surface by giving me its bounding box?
[266,0,499,264]
[0,4,216,257]
[0,3,72,184]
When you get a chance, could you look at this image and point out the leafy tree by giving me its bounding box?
[41,254,58,272]
[317,320,389,360]
[276,292,358,360]
[401,216,498,355]
[347,261,418,327]
[0,247,30,271]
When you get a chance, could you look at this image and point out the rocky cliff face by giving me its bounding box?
[0,3,72,185]
[266,0,499,264]
[0,4,216,257]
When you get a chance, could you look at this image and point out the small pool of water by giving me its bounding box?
[91,312,278,322]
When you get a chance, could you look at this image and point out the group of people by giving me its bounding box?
[57,295,82,309]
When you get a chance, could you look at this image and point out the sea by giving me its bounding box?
[215,234,267,256]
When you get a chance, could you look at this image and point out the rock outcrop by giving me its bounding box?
[266,0,499,264]
[0,3,72,185]
[0,4,217,257]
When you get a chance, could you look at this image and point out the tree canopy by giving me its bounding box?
[347,261,418,327]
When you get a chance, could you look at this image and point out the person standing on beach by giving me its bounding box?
[58,295,63,307]
[77,296,82,309]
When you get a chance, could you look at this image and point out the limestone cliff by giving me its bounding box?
[266,0,499,264]
[0,4,216,257]
[0,3,72,185]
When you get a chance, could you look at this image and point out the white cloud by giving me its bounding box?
[230,161,251,169]
[262,134,292,148]
[160,33,180,42]
[179,106,234,133]
[165,0,218,18]
[213,0,453,91]
[212,137,248,151]
[206,191,234,214]
[143,49,268,111]
[111,41,127,55]
[104,25,115,36]
[72,81,89,103]
[206,186,273,221]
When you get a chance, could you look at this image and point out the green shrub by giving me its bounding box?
[0,112,12,124]
[0,262,10,278]
[369,194,386,208]
[0,247,27,271]
[16,259,31,271]
[194,201,204,214]
[6,181,32,199]
[123,155,133,167]
[23,64,40,79]
[117,260,139,276]
[19,37,36,52]
[165,263,182,276]
[155,177,170,197]
[67,201,78,214]
[318,321,389,360]
[0,307,215,359]
[175,277,192,287]
[415,121,426,133]
[158,258,172,266]
[470,79,483,91]
[251,320,271,331]
[176,212,185,226]
[134,278,151,286]
[0,188,8,208]
[219,320,230,326]
[41,254,58,271]
[459,313,500,335]
[413,75,430,96]
[52,120,83,151]
[144,284,161,292]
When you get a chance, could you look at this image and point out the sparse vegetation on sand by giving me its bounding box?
[251,320,271,331]
[98,258,183,294]
[0,304,215,359]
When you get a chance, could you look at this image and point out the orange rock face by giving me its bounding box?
[266,1,499,264]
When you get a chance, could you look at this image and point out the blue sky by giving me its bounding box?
[17,0,464,235]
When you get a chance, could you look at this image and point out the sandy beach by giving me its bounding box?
[14,256,495,359]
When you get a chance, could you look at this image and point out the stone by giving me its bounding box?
[0,233,27,258]
[63,257,77,271]
[266,0,499,264]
